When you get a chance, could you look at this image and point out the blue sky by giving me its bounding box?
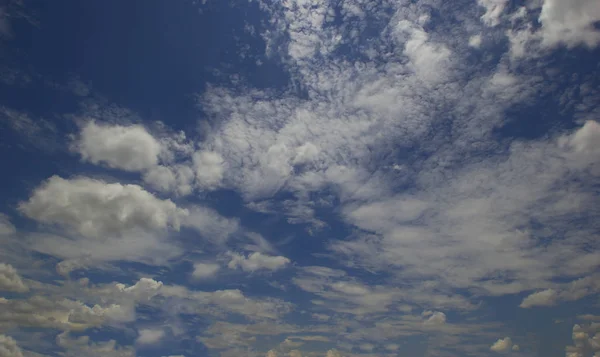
[0,0,599,357]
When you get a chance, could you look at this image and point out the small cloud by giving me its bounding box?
[469,34,482,48]
[519,289,558,308]
[423,311,447,325]
[192,262,220,280]
[490,337,513,352]
[227,252,290,272]
[137,329,165,345]
[0,263,28,293]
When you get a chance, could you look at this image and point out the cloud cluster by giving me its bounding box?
[0,263,27,293]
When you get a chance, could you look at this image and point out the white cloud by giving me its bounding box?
[0,335,23,357]
[75,121,162,172]
[520,274,600,308]
[143,164,195,196]
[539,0,600,48]
[469,34,483,48]
[0,295,134,331]
[0,263,27,293]
[18,176,187,265]
[192,263,220,279]
[57,332,134,357]
[137,329,165,345]
[477,0,509,26]
[193,151,224,189]
[519,289,558,308]
[424,311,447,325]
[490,337,513,352]
[565,323,600,357]
[181,206,239,244]
[563,120,600,156]
[19,176,186,238]
[227,252,290,272]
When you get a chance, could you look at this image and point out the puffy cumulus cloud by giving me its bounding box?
[0,335,23,357]
[136,329,165,345]
[490,337,514,352]
[325,349,342,357]
[0,263,27,293]
[74,121,162,172]
[16,176,188,265]
[520,274,600,308]
[192,262,220,279]
[193,151,224,189]
[538,0,600,49]
[469,34,483,48]
[57,332,134,357]
[115,278,163,301]
[266,350,277,357]
[519,289,558,308]
[0,295,133,332]
[19,176,187,238]
[423,311,447,325]
[227,252,290,272]
[565,322,600,357]
[143,164,195,196]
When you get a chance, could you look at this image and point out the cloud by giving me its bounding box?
[538,0,600,49]
[0,335,23,357]
[490,337,514,352]
[0,263,27,293]
[137,329,165,345]
[519,289,558,308]
[143,164,195,196]
[57,332,134,357]
[0,215,15,236]
[0,295,134,332]
[469,34,483,48]
[565,322,600,357]
[19,176,186,238]
[193,151,224,189]
[227,252,290,272]
[181,206,239,244]
[520,274,600,308]
[423,311,447,325]
[477,0,508,26]
[74,121,162,172]
[192,263,220,279]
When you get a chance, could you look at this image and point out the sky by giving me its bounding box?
[0,0,599,357]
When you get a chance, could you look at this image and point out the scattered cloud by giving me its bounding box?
[136,329,165,345]
[192,262,220,279]
[490,337,514,353]
[74,121,162,172]
[0,335,24,357]
[0,263,27,293]
[227,252,290,272]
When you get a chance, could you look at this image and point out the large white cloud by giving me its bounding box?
[0,263,27,293]
[75,121,162,172]
[539,0,600,48]
[19,176,187,238]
